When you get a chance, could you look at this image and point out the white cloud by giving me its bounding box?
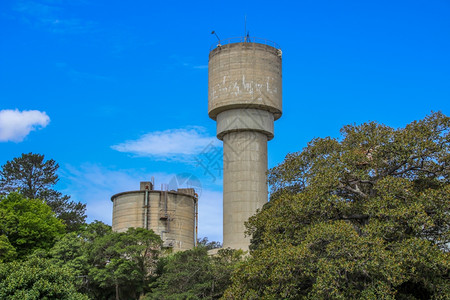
[59,164,223,242]
[111,127,220,161]
[0,109,50,142]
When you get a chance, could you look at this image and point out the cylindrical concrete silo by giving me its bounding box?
[208,39,282,250]
[111,182,198,251]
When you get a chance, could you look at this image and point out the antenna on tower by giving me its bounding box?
[244,15,250,43]
[244,15,247,40]
[211,31,221,46]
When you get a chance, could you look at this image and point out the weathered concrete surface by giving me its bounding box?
[208,41,282,251]
[216,108,274,140]
[208,42,282,120]
[222,131,268,250]
[111,186,197,251]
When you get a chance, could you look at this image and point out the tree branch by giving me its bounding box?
[338,183,368,198]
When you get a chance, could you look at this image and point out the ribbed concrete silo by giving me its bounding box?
[111,181,198,251]
[208,38,282,250]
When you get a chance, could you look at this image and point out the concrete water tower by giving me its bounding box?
[208,37,282,250]
[111,181,198,251]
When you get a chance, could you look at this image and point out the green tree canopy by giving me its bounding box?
[0,192,65,259]
[44,221,113,299]
[0,153,58,199]
[89,227,162,300]
[0,256,89,300]
[225,112,450,299]
[148,247,244,300]
[0,153,86,232]
[197,237,223,250]
[0,234,16,262]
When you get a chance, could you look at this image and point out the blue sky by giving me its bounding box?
[1,0,449,242]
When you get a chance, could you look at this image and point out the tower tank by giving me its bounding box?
[208,38,282,250]
[111,182,198,251]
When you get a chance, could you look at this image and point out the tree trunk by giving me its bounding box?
[115,281,120,300]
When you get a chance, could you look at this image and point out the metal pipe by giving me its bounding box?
[144,189,149,229]
[194,197,198,247]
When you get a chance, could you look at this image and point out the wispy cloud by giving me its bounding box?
[10,1,148,56]
[59,164,163,224]
[12,0,96,34]
[14,1,55,15]
[55,62,113,82]
[193,65,208,69]
[168,54,208,70]
[111,127,220,161]
[0,109,50,142]
[59,164,223,241]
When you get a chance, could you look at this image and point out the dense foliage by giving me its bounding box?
[149,247,243,299]
[0,192,65,259]
[0,234,16,263]
[225,112,450,299]
[0,257,89,300]
[48,221,113,298]
[198,237,223,250]
[0,153,86,232]
[89,227,162,299]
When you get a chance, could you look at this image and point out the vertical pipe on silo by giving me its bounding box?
[144,189,149,229]
[194,196,198,247]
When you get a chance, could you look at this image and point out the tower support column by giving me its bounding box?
[222,131,268,250]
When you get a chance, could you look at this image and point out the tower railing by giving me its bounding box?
[210,36,281,51]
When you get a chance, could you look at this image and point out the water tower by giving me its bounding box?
[111,181,198,251]
[208,37,282,250]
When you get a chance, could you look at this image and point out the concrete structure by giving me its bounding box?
[208,39,282,250]
[111,182,198,251]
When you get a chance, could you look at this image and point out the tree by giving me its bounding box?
[48,232,91,292]
[148,247,244,299]
[209,248,245,299]
[148,247,213,299]
[46,221,113,298]
[0,153,58,199]
[0,153,86,232]
[0,256,89,300]
[0,192,65,258]
[89,227,162,300]
[197,237,223,250]
[225,112,450,299]
[0,234,16,262]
